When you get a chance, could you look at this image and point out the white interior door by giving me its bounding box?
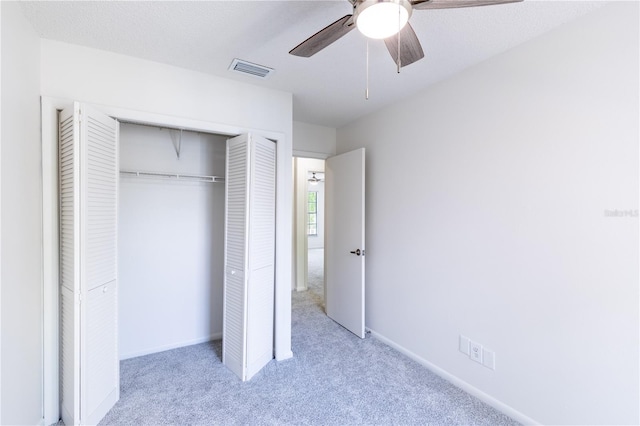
[325,148,366,338]
[59,102,119,425]
[223,133,276,381]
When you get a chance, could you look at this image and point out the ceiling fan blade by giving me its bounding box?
[289,15,355,58]
[412,0,522,10]
[384,22,425,68]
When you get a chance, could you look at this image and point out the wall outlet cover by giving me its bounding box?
[470,341,483,363]
[482,348,495,370]
[459,335,470,355]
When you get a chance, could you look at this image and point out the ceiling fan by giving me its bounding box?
[308,172,323,185]
[290,0,523,68]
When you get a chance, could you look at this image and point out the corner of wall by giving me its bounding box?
[0,3,3,423]
[1,1,44,424]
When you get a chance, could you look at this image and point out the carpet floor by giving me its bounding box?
[97,248,518,425]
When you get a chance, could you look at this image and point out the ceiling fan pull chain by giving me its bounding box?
[397,6,402,73]
[365,39,369,100]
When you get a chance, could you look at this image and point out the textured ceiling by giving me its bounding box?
[21,1,604,128]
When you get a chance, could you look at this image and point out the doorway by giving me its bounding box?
[294,150,367,338]
[293,157,326,302]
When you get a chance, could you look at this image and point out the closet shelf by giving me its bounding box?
[120,170,224,183]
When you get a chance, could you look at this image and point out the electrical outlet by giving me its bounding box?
[459,335,470,355]
[469,341,483,363]
[461,335,495,370]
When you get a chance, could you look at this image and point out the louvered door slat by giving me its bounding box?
[59,105,81,425]
[83,110,118,293]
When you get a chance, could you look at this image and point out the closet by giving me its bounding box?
[58,102,276,425]
[118,122,226,360]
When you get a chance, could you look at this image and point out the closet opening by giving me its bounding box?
[118,123,227,361]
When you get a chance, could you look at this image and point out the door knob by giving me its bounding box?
[350,249,361,256]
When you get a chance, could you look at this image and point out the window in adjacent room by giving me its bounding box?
[307,191,318,236]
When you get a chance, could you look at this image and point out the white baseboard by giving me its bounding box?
[367,328,539,426]
[276,350,294,361]
[120,332,223,360]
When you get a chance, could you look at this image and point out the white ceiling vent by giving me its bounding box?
[228,58,274,79]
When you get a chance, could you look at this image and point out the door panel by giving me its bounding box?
[223,136,249,380]
[60,286,79,423]
[59,102,119,425]
[325,148,366,338]
[84,280,118,424]
[223,134,276,381]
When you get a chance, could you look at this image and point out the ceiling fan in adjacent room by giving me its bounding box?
[289,0,523,69]
[308,172,323,185]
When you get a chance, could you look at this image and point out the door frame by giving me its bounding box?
[41,96,293,424]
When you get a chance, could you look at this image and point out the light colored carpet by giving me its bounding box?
[95,248,517,425]
[306,247,324,299]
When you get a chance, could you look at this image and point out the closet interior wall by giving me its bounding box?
[118,123,226,360]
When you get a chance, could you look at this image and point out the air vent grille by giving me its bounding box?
[228,59,274,79]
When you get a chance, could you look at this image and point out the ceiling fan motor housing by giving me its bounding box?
[353,0,414,39]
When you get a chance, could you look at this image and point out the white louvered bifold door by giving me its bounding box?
[223,134,249,379]
[223,134,276,381]
[245,135,276,379]
[59,103,81,425]
[59,102,119,425]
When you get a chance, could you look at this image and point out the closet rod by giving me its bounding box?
[120,170,224,183]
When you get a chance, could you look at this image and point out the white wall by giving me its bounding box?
[41,40,293,142]
[293,121,336,158]
[337,3,639,425]
[0,2,43,424]
[0,5,3,419]
[118,124,226,359]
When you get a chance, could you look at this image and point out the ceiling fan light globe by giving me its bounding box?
[355,0,412,40]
